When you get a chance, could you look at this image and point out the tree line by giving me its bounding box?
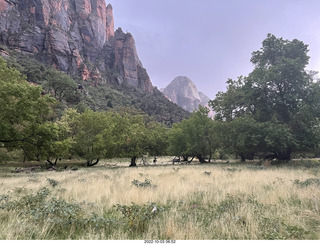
[1,34,320,166]
[0,56,167,166]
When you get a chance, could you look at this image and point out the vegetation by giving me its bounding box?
[168,106,221,163]
[1,46,190,125]
[2,33,320,165]
[0,162,320,239]
[210,34,320,161]
[1,33,320,240]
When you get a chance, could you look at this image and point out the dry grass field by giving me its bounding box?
[0,157,320,240]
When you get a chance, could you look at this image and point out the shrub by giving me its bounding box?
[131,178,155,188]
[114,202,164,233]
[47,178,59,187]
[0,188,118,239]
[293,178,320,187]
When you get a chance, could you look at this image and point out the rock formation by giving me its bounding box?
[0,0,153,92]
[161,76,211,112]
[114,28,153,93]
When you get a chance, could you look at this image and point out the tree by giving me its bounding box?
[168,106,220,163]
[210,34,320,161]
[167,121,190,161]
[0,57,56,152]
[44,68,80,104]
[114,114,149,167]
[145,121,168,157]
[70,110,115,167]
[42,119,73,165]
[226,118,265,161]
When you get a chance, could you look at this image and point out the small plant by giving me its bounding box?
[47,178,59,187]
[172,167,180,172]
[83,212,117,234]
[258,216,309,240]
[0,194,9,209]
[293,178,320,187]
[225,168,241,172]
[114,202,164,232]
[214,194,243,216]
[131,178,155,188]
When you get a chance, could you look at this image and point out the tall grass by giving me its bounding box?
[0,161,319,239]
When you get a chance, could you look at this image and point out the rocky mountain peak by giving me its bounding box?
[0,0,153,93]
[162,76,211,112]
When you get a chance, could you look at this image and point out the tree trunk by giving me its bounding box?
[182,156,188,162]
[129,156,137,167]
[277,149,292,162]
[47,158,58,166]
[240,153,246,162]
[188,156,195,164]
[84,158,100,167]
[197,155,207,163]
[208,151,212,163]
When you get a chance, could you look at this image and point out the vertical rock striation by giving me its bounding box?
[114,28,153,93]
[0,0,153,92]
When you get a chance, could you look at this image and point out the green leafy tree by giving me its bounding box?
[168,106,219,163]
[44,68,80,104]
[70,109,115,167]
[0,57,56,154]
[42,119,73,165]
[167,120,190,161]
[225,118,264,161]
[145,121,169,158]
[115,114,149,167]
[210,34,320,161]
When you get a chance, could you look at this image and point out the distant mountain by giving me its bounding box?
[161,76,212,113]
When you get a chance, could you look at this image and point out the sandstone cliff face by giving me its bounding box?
[114,28,153,93]
[0,0,153,92]
[162,76,211,112]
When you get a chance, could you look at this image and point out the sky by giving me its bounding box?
[107,0,320,99]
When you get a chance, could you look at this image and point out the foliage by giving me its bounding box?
[210,34,320,161]
[68,109,116,166]
[43,68,81,104]
[293,178,320,187]
[0,188,118,239]
[0,57,57,158]
[168,106,220,162]
[47,178,59,187]
[3,47,189,126]
[131,178,155,188]
[63,109,168,167]
[114,202,164,233]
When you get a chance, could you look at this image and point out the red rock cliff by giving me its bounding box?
[0,0,153,93]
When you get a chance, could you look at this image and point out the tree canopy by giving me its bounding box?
[0,57,56,158]
[210,34,320,161]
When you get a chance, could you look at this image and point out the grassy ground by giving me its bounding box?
[0,157,320,240]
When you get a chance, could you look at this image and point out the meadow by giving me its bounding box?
[0,157,319,240]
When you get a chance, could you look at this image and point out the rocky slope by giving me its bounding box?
[161,76,211,112]
[0,0,153,92]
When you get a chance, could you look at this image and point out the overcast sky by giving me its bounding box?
[107,0,320,99]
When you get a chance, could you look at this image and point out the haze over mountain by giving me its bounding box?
[161,76,211,112]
